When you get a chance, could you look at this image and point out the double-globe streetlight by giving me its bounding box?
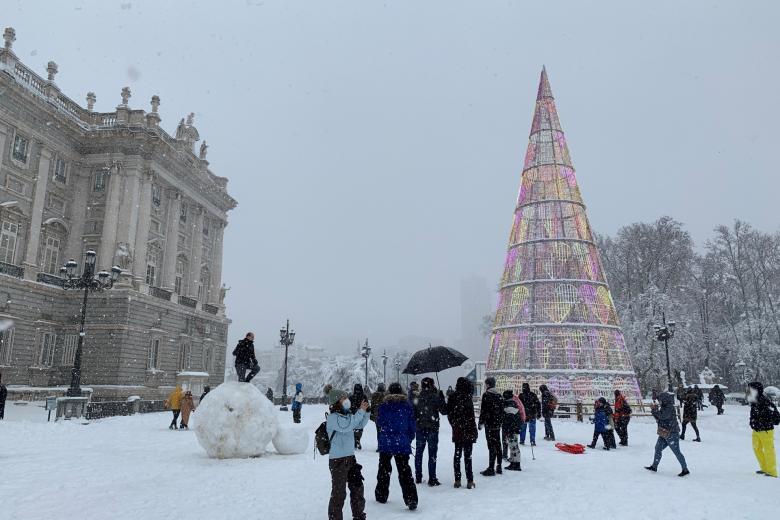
[279,319,295,411]
[59,250,121,397]
[361,339,371,389]
[652,313,677,392]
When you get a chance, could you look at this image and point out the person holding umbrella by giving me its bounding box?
[413,377,447,486]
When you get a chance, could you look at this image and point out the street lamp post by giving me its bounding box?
[59,250,121,397]
[361,339,371,389]
[394,359,402,383]
[279,319,295,411]
[735,361,747,388]
[381,350,388,385]
[652,313,677,392]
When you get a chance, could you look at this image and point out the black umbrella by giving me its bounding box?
[403,345,469,387]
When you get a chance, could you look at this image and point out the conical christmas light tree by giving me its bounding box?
[485,68,641,404]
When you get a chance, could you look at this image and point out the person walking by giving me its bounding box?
[232,332,259,383]
[266,387,274,403]
[0,373,7,420]
[413,377,447,486]
[676,384,686,407]
[179,390,196,429]
[694,385,705,411]
[540,384,557,441]
[646,391,689,477]
[478,377,504,476]
[588,397,614,450]
[447,377,478,489]
[709,385,725,415]
[519,383,540,446]
[370,383,387,452]
[326,388,370,520]
[164,385,183,430]
[349,384,368,450]
[199,385,211,403]
[613,390,632,446]
[292,383,304,423]
[748,382,779,478]
[375,382,418,511]
[680,388,701,442]
[502,389,525,470]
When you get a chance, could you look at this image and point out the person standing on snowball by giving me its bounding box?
[232,332,259,383]
[326,388,370,520]
[748,382,778,478]
[646,391,689,477]
[164,385,183,430]
[292,383,304,423]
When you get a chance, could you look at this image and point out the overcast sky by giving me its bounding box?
[5,1,779,355]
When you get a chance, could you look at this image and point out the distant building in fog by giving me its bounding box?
[459,275,492,356]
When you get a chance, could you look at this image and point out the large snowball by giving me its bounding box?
[272,423,310,455]
[194,381,279,459]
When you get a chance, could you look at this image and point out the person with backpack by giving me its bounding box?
[413,377,447,486]
[370,383,387,452]
[375,383,418,511]
[291,383,304,423]
[232,332,259,383]
[478,376,504,476]
[680,388,701,442]
[588,397,615,450]
[694,385,705,411]
[519,383,540,446]
[540,384,557,441]
[613,389,632,446]
[646,391,689,477]
[349,384,368,450]
[447,377,478,489]
[502,389,525,470]
[325,388,370,520]
[709,385,725,415]
[748,381,779,478]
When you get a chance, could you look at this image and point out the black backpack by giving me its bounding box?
[315,414,336,457]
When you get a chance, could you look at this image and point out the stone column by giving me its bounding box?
[188,206,204,298]
[97,163,123,271]
[22,144,51,280]
[114,160,142,278]
[209,220,225,305]
[64,164,89,263]
[0,124,8,166]
[162,190,181,291]
[132,169,153,288]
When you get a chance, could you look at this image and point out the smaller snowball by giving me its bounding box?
[272,423,310,455]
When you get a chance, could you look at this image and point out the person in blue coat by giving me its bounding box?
[588,397,614,450]
[375,382,418,511]
[291,383,304,423]
[326,388,370,520]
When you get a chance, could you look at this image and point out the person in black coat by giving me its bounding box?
[478,377,504,476]
[519,383,540,446]
[680,389,701,442]
[694,385,705,411]
[447,377,478,489]
[709,385,725,415]
[413,377,447,486]
[0,373,7,420]
[350,383,369,450]
[232,333,259,383]
[647,391,689,477]
[540,384,557,441]
[748,382,779,477]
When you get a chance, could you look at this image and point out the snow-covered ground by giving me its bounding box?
[1,401,776,519]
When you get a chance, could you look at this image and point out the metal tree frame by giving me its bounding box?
[485,68,643,405]
[59,251,122,397]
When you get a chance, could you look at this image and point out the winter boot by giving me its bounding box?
[587,444,596,449]
[428,478,441,487]
[454,480,461,488]
[407,501,417,511]
[495,466,503,475]
[679,434,685,440]
[530,441,536,447]
[480,468,496,477]
[466,481,476,489]
[678,469,690,477]
[169,424,175,430]
[644,465,657,472]
[693,438,701,442]
[756,470,766,475]
[415,476,422,484]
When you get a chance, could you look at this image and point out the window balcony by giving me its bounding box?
[149,286,172,301]
[178,295,197,309]
[202,303,219,315]
[0,261,24,278]
[36,272,65,287]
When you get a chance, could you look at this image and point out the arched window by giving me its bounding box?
[178,343,191,371]
[0,216,20,264]
[198,266,211,302]
[175,256,188,295]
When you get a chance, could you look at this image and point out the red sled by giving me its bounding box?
[555,443,586,454]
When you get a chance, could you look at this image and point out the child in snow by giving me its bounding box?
[502,389,525,470]
[179,390,195,429]
[589,398,613,450]
[291,383,304,423]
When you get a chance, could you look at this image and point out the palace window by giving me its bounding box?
[198,266,211,302]
[148,338,160,370]
[202,218,210,236]
[42,236,61,275]
[202,345,213,373]
[53,158,67,183]
[61,334,78,366]
[93,169,107,192]
[0,220,19,264]
[174,257,187,295]
[146,243,162,286]
[38,332,56,367]
[178,343,191,371]
[179,203,188,223]
[12,134,29,162]
[0,327,14,365]
[152,184,161,207]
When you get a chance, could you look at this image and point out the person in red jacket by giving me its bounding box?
[613,390,632,446]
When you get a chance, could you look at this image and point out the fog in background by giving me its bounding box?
[5,1,779,361]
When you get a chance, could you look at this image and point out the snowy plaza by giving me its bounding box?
[1,402,776,519]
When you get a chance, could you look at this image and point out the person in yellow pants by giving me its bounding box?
[748,382,778,477]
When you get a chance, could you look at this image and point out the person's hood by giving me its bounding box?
[597,397,608,406]
[295,383,302,391]
[353,383,363,394]
[377,383,386,393]
[539,385,549,393]
[658,392,675,406]
[455,377,472,395]
[421,377,435,390]
[748,381,764,395]
[383,393,409,404]
[522,383,531,394]
[487,387,501,395]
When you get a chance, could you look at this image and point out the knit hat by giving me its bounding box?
[485,377,496,389]
[388,382,404,395]
[328,388,348,407]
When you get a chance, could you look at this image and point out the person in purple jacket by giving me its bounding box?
[375,382,418,511]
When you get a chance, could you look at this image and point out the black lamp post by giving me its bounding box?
[381,350,388,385]
[361,339,371,388]
[652,313,677,392]
[59,250,121,397]
[279,319,295,411]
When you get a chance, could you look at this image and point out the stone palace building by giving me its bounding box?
[0,28,236,401]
